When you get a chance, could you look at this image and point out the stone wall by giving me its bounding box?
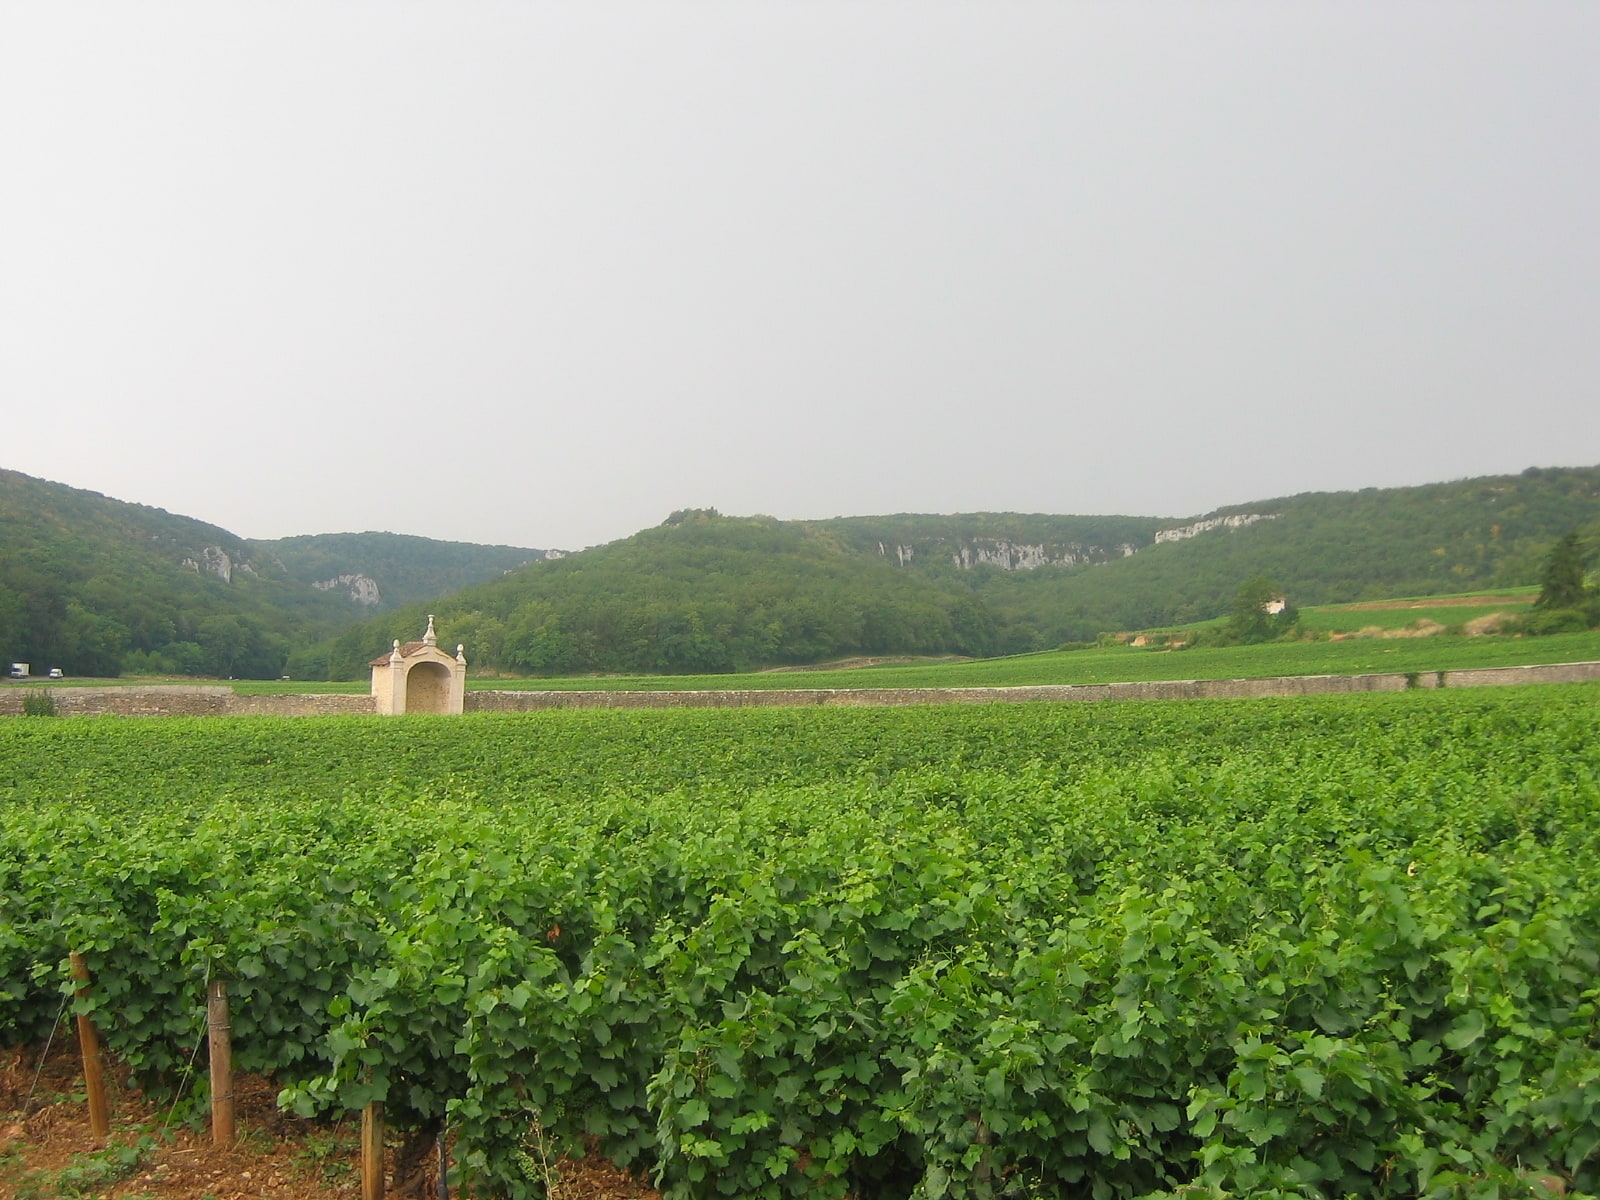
[0,685,234,718]
[0,686,373,718]
[219,693,376,716]
[1426,661,1600,689]
[465,660,1600,712]
[463,671,1413,712]
[2,661,1596,718]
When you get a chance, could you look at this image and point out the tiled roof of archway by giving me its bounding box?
[369,641,452,667]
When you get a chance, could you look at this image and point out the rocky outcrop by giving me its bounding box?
[955,541,1072,570]
[950,540,1124,570]
[1154,513,1275,545]
[312,573,383,606]
[874,536,1136,571]
[180,545,238,582]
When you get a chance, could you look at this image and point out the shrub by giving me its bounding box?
[21,689,58,717]
[1515,607,1592,636]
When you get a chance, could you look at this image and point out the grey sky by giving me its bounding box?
[4,3,1597,551]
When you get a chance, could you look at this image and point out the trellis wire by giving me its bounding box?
[20,985,73,1116]
[161,962,214,1135]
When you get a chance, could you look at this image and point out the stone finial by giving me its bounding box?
[389,639,403,665]
[424,614,438,646]
[456,644,466,664]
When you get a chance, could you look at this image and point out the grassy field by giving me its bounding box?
[485,630,1600,692]
[24,587,1594,696]
[193,627,1600,695]
[1295,588,1537,633]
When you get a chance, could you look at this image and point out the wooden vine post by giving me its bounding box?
[362,1100,386,1200]
[68,952,111,1140]
[207,977,235,1146]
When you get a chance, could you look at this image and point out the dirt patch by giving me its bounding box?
[1463,612,1516,635]
[1328,612,1525,641]
[1330,620,1449,641]
[1,1043,659,1200]
[1334,595,1532,611]
[760,655,971,673]
[1387,619,1447,638]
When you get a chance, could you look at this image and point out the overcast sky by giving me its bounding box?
[3,3,1597,551]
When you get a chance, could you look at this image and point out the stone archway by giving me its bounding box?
[370,616,467,714]
[405,660,453,714]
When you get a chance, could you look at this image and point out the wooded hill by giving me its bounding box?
[0,469,541,678]
[4,465,1597,681]
[307,466,1600,680]
[255,531,544,611]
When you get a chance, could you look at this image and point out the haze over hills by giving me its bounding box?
[3,465,1598,681]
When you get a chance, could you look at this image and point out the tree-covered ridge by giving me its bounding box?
[310,467,1600,678]
[945,465,1600,646]
[0,470,544,678]
[7,464,1600,680]
[307,512,998,680]
[256,531,544,610]
[0,468,351,677]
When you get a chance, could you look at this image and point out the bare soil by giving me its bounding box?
[1332,595,1532,611]
[759,655,971,673]
[1,1043,659,1200]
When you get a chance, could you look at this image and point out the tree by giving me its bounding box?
[1219,576,1299,645]
[197,615,250,677]
[58,601,131,677]
[1534,531,1589,610]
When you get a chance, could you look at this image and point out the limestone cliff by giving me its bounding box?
[312,573,383,606]
[1153,513,1276,544]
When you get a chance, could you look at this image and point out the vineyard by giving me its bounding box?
[3,690,1599,1198]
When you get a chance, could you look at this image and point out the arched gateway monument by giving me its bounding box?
[370,615,467,715]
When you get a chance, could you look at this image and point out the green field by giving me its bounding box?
[1296,590,1537,634]
[23,586,1595,697]
[4,688,1599,1198]
[490,629,1600,692]
[193,626,1600,696]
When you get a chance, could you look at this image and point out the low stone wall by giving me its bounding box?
[467,660,1600,711]
[1429,661,1600,689]
[464,672,1413,711]
[0,685,234,717]
[2,661,1596,718]
[0,686,374,718]
[220,693,376,716]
